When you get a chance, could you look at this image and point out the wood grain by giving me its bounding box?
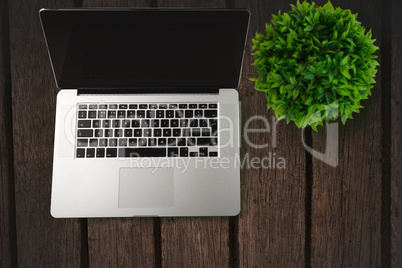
[234,0,306,266]
[156,1,233,267]
[0,0,16,267]
[81,1,159,267]
[311,0,383,266]
[391,0,402,266]
[8,0,84,266]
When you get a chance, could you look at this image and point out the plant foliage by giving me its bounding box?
[251,0,379,131]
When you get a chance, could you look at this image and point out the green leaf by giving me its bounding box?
[304,74,315,80]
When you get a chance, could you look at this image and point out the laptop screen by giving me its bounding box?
[40,9,250,90]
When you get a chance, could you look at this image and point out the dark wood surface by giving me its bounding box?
[0,0,400,267]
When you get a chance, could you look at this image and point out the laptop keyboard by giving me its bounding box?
[75,103,219,158]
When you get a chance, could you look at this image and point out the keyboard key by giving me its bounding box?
[134,129,142,137]
[109,104,118,109]
[197,138,218,146]
[175,110,184,118]
[179,104,187,109]
[190,119,198,127]
[103,120,111,128]
[149,104,158,109]
[199,147,208,157]
[99,104,107,109]
[129,104,137,109]
[78,111,87,118]
[210,119,218,136]
[154,129,162,137]
[95,129,103,137]
[166,110,174,118]
[105,129,113,137]
[112,120,120,128]
[200,119,208,127]
[168,147,179,157]
[76,148,85,158]
[144,129,152,137]
[106,148,117,157]
[128,138,138,146]
[115,129,123,137]
[141,119,150,127]
[127,110,135,118]
[119,104,127,109]
[138,138,147,146]
[139,104,148,109]
[147,110,155,118]
[180,147,188,157]
[182,129,191,136]
[177,138,186,146]
[209,104,217,108]
[185,110,193,118]
[169,104,177,109]
[151,119,160,127]
[89,104,97,109]
[137,110,145,118]
[173,128,181,137]
[99,139,107,147]
[163,129,171,137]
[78,104,87,109]
[190,152,198,157]
[124,129,132,137]
[96,148,105,158]
[122,120,130,128]
[204,110,218,118]
[109,139,117,147]
[77,139,88,147]
[148,138,157,146]
[93,120,101,128]
[89,139,98,147]
[119,138,127,146]
[119,148,166,157]
[161,120,169,127]
[78,120,91,128]
[158,138,167,146]
[168,138,176,146]
[77,129,93,137]
[132,120,140,128]
[88,111,97,118]
[98,110,106,118]
[180,119,189,127]
[86,148,95,158]
[187,138,196,146]
[118,110,126,118]
[209,151,218,157]
[108,110,116,118]
[195,110,203,118]
[189,104,197,108]
[202,128,210,136]
[156,110,164,118]
[159,104,167,109]
[192,128,201,137]
[199,104,207,108]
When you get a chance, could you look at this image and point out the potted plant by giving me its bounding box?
[250,0,379,131]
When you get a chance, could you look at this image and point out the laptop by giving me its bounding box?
[40,8,250,217]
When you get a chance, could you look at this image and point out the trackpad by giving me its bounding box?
[119,167,174,208]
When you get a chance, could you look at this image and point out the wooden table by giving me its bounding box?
[1,0,401,267]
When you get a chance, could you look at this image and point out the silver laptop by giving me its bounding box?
[40,8,250,217]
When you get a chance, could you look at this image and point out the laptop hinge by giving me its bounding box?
[77,88,220,95]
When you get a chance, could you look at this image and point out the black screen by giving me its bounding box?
[40,9,250,90]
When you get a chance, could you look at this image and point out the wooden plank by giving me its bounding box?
[0,0,16,267]
[310,0,383,266]
[8,0,85,267]
[391,0,402,265]
[81,1,158,267]
[156,1,232,267]
[233,0,306,266]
